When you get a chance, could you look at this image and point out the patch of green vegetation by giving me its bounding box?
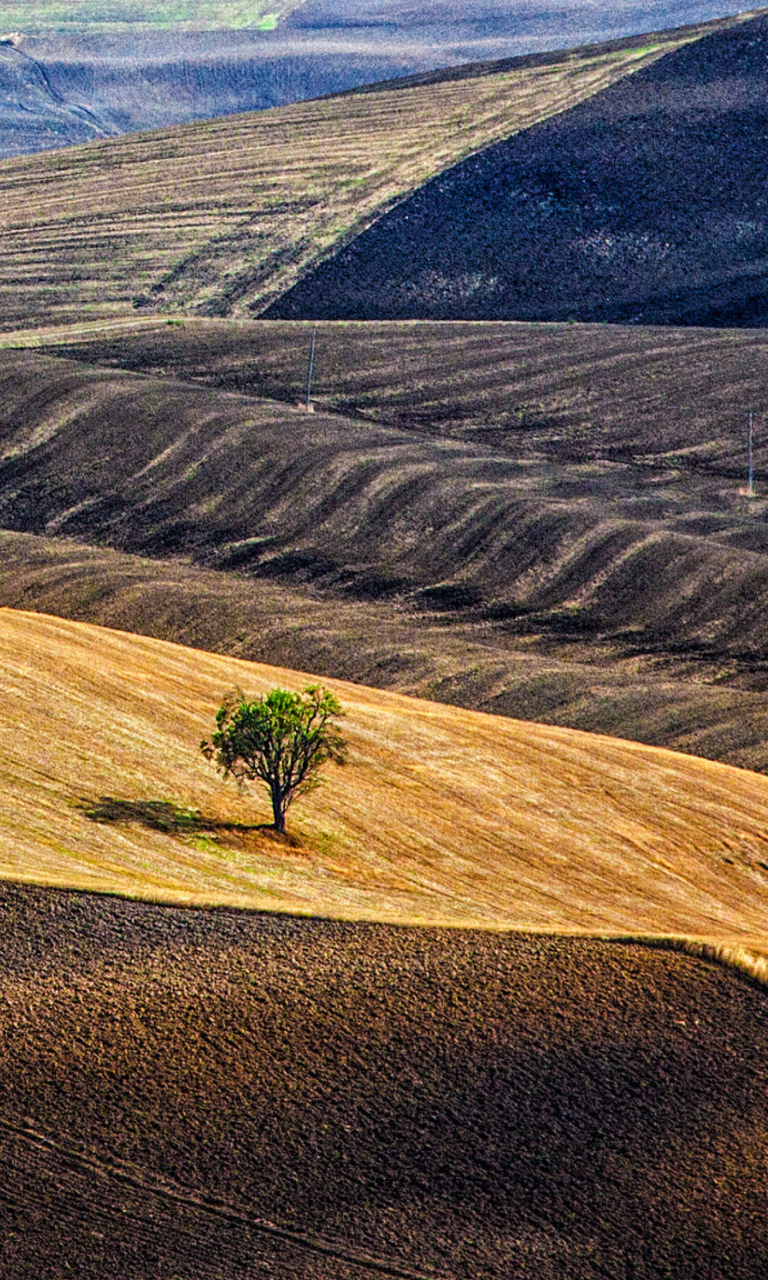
[0,1,296,32]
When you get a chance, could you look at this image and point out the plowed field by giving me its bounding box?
[0,882,766,1278]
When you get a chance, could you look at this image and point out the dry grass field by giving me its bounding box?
[3,13,768,1278]
[0,13,748,330]
[5,321,768,772]
[6,525,768,778]
[5,604,768,952]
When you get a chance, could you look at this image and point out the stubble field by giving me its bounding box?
[0,16,738,330]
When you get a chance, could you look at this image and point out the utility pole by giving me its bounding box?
[748,410,755,498]
[305,324,317,411]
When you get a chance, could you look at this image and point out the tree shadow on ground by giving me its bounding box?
[75,796,301,847]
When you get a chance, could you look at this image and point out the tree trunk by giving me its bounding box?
[271,788,286,834]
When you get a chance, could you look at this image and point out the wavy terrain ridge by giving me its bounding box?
[4,320,768,774]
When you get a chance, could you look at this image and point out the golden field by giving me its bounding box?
[5,606,768,951]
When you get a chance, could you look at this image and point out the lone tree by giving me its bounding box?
[200,684,346,835]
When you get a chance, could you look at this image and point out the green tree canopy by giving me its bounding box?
[201,684,346,834]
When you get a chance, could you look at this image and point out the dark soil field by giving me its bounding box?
[7,528,768,774]
[3,317,768,769]
[270,11,768,326]
[5,14,768,1275]
[1,880,767,1279]
[2,342,766,646]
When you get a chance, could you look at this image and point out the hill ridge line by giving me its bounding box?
[334,5,768,97]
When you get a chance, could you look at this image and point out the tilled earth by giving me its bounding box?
[0,882,766,1278]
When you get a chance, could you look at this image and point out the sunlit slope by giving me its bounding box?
[5,606,768,944]
[0,14,750,330]
[6,529,768,777]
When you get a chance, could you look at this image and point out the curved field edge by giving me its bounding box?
[0,12,758,329]
[5,605,768,950]
[3,346,768,750]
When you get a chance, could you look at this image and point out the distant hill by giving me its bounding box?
[0,38,118,155]
[0,14,742,329]
[0,30,434,158]
[0,4,737,160]
[270,10,768,325]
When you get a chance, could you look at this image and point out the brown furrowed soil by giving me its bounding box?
[2,345,768,653]
[5,605,768,947]
[49,314,768,464]
[0,880,767,1278]
[0,14,746,330]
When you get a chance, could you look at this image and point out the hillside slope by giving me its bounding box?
[0,15,746,330]
[2,883,767,1279]
[0,32,429,158]
[4,605,768,947]
[2,347,768,660]
[7,527,768,777]
[0,6,738,159]
[0,39,117,156]
[271,10,768,324]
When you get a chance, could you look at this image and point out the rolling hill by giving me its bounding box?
[269,9,768,324]
[5,603,768,942]
[7,524,768,777]
[0,31,430,158]
[1,607,768,1276]
[0,5,738,161]
[0,12,747,330]
[4,319,768,771]
[4,11,768,1279]
[4,343,768,651]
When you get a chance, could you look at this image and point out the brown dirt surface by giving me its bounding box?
[2,344,768,655]
[6,526,768,776]
[0,879,767,1278]
[5,605,768,949]
[0,14,744,329]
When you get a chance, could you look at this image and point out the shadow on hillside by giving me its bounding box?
[75,796,300,847]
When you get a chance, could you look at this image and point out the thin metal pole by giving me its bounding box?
[749,410,755,497]
[306,324,317,410]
